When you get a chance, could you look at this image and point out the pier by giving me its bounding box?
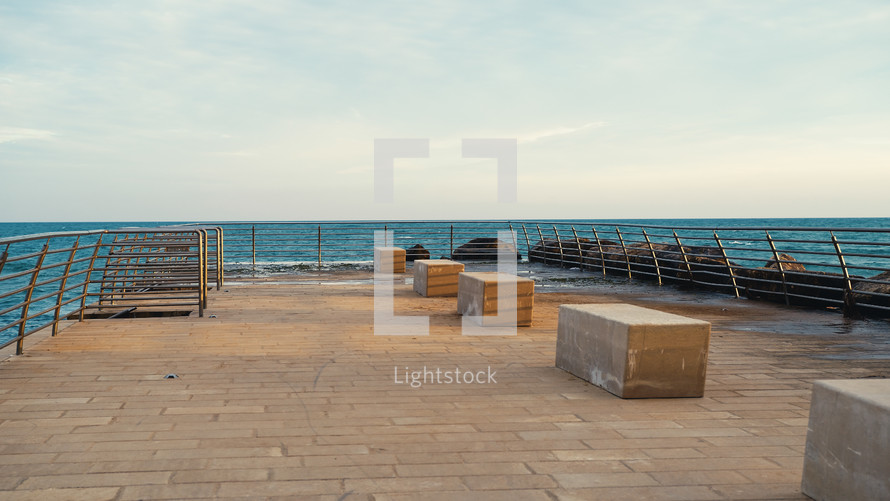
[2,269,889,499]
[1,222,889,499]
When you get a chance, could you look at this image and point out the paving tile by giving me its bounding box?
[119,483,220,500]
[549,486,722,500]
[553,472,659,488]
[0,487,120,501]
[17,472,170,489]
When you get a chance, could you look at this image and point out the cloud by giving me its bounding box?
[516,122,607,144]
[845,138,890,145]
[0,127,55,144]
[206,150,257,157]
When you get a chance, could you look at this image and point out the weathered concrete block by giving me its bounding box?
[802,379,890,501]
[556,303,710,398]
[413,259,464,297]
[374,247,406,274]
[457,272,534,327]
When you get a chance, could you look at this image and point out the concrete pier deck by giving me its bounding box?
[1,273,888,500]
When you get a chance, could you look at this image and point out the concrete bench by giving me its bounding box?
[413,259,464,297]
[374,247,406,274]
[556,304,710,398]
[801,379,890,501]
[457,272,534,327]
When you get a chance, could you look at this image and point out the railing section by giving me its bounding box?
[0,226,222,354]
[207,220,889,318]
[518,221,890,318]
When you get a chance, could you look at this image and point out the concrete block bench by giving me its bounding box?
[374,247,406,273]
[556,304,710,398]
[457,272,534,327]
[413,259,464,297]
[801,379,890,501]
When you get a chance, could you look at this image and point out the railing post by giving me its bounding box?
[0,248,8,274]
[449,224,454,258]
[203,230,209,307]
[714,231,739,297]
[831,231,857,317]
[616,228,632,279]
[100,234,122,306]
[317,225,322,269]
[508,224,518,256]
[198,229,209,310]
[17,241,50,355]
[592,226,606,277]
[642,229,661,285]
[765,231,790,306]
[251,225,256,268]
[80,234,104,321]
[52,236,81,336]
[521,224,530,261]
[535,225,545,262]
[673,231,695,284]
[552,225,564,267]
[216,227,224,289]
[571,226,583,271]
[197,231,205,317]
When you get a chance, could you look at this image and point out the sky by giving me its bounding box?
[0,1,888,222]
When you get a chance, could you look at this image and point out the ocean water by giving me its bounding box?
[2,218,888,346]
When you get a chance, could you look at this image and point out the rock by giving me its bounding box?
[452,238,521,261]
[853,271,890,294]
[852,271,890,313]
[405,244,430,262]
[530,238,590,265]
[765,253,806,272]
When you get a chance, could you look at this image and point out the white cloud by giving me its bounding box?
[0,127,55,144]
[207,150,257,157]
[516,122,607,144]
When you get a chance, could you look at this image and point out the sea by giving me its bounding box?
[2,218,889,347]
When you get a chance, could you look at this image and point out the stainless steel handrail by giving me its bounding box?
[200,220,888,318]
[519,221,889,318]
[0,225,222,354]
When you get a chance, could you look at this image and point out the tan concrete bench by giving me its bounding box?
[413,259,464,297]
[457,272,534,327]
[374,247,405,273]
[556,304,710,398]
[802,379,890,501]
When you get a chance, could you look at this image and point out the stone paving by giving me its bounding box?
[1,274,888,500]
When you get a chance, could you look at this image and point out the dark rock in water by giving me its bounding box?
[405,244,430,262]
[530,238,613,267]
[452,237,521,261]
[530,238,585,265]
[852,271,890,312]
[764,253,806,272]
[853,271,890,294]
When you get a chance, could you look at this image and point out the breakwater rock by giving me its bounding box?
[405,244,430,262]
[452,238,521,261]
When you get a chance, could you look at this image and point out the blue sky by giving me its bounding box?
[1,1,888,221]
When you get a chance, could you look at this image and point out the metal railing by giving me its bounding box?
[208,221,520,268]
[3,219,886,355]
[202,220,890,318]
[0,226,222,354]
[520,221,890,318]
